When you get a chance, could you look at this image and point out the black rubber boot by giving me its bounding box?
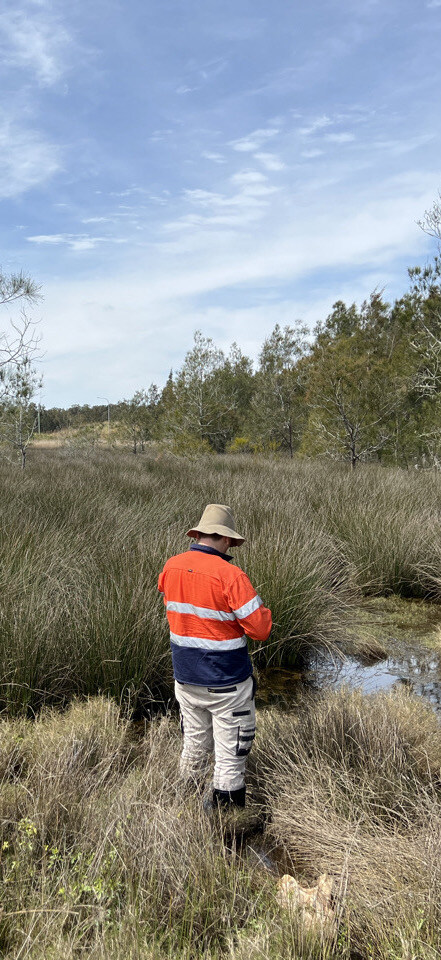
[212,786,246,808]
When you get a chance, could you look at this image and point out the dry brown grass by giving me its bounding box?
[0,698,271,959]
[251,688,441,958]
[1,691,441,958]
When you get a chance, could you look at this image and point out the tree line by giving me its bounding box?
[3,197,441,469]
[38,268,441,468]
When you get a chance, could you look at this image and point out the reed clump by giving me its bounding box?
[2,448,441,712]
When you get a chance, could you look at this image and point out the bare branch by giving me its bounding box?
[0,312,43,370]
[0,270,42,307]
[417,195,441,241]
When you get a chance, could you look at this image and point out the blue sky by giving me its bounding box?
[1,0,440,407]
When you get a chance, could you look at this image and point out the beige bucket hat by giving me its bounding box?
[187,503,246,546]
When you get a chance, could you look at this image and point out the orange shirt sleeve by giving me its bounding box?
[158,567,166,603]
[227,572,272,642]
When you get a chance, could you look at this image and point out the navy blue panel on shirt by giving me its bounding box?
[189,543,233,562]
[171,643,252,686]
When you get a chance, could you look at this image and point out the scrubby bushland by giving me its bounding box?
[2,449,441,712]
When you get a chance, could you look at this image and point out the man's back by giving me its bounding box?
[158,503,272,810]
[159,544,271,686]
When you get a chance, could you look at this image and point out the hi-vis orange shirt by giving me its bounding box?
[158,543,272,687]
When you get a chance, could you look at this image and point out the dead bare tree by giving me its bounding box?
[0,270,43,468]
[417,194,441,241]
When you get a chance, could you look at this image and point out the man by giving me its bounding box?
[158,503,272,810]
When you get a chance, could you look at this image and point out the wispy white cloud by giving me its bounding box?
[427,1,441,7]
[298,115,332,137]
[202,151,226,163]
[81,217,114,224]
[325,132,355,143]
[229,127,279,152]
[254,152,285,171]
[198,56,229,81]
[175,56,228,97]
[230,170,268,187]
[301,149,324,159]
[110,186,150,198]
[0,2,72,86]
[298,116,356,146]
[371,133,435,156]
[150,167,436,298]
[149,129,174,143]
[164,168,279,235]
[176,84,198,95]
[0,115,60,197]
[27,233,127,251]
[44,172,435,332]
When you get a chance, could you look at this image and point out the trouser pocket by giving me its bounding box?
[235,723,256,757]
[211,677,256,792]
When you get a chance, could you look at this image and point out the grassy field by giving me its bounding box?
[2,448,441,958]
[0,690,440,959]
[1,446,441,713]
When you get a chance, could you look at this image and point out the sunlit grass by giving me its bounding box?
[1,691,441,958]
[1,448,441,712]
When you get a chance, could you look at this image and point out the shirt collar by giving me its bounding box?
[189,543,233,563]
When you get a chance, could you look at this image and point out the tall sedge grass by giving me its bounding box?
[1,449,441,712]
[307,464,441,598]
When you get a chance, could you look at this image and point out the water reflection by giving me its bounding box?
[259,646,441,713]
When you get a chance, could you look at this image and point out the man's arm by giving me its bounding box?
[227,572,272,641]
[157,568,166,603]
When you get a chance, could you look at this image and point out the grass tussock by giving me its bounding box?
[251,687,441,959]
[2,449,441,711]
[1,691,441,958]
[0,697,272,960]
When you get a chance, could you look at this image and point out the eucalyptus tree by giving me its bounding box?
[250,322,308,457]
[161,332,252,453]
[302,295,411,469]
[121,386,160,453]
[0,356,42,469]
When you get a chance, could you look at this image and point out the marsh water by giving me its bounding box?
[248,596,441,876]
[257,596,441,713]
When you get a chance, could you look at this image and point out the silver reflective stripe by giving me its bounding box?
[233,594,263,620]
[167,601,236,622]
[170,632,247,651]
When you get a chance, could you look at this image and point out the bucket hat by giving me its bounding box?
[187,504,245,546]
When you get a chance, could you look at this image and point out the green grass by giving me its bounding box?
[3,449,441,956]
[2,448,441,712]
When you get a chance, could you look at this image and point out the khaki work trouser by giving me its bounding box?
[174,676,256,793]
